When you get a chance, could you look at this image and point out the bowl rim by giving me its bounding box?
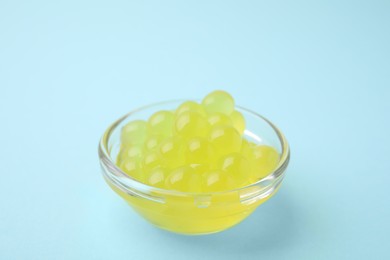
[98,99,290,197]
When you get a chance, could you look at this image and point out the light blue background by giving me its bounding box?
[1,1,389,259]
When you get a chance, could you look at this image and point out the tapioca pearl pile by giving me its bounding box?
[117,90,280,192]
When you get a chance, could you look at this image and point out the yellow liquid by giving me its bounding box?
[108,180,278,234]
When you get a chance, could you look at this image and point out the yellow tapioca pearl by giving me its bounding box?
[209,125,241,157]
[145,167,169,188]
[202,90,235,115]
[185,137,215,165]
[230,110,245,135]
[159,136,185,168]
[125,145,144,159]
[144,134,165,151]
[207,112,233,127]
[219,153,251,188]
[142,151,161,173]
[251,145,280,182]
[148,110,175,137]
[121,120,149,146]
[174,111,210,139]
[165,166,202,192]
[176,101,206,117]
[191,163,211,175]
[240,139,252,158]
[119,158,143,181]
[202,169,233,192]
[117,144,144,165]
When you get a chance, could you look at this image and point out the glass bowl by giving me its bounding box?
[98,100,290,235]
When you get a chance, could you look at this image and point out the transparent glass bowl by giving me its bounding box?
[98,101,290,235]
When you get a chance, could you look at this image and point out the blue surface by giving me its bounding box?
[1,1,389,259]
